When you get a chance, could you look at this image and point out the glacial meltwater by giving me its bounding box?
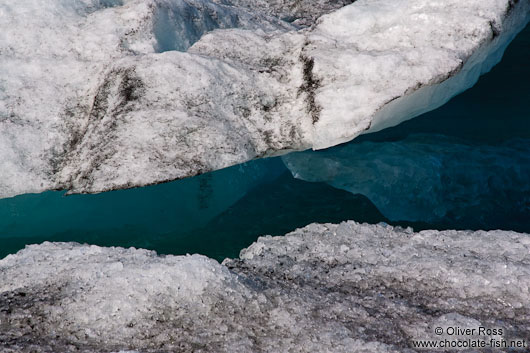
[1,24,529,261]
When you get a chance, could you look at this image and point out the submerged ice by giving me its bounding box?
[283,135,530,228]
[1,221,530,352]
[1,0,528,197]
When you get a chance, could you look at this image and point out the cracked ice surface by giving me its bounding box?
[1,0,529,198]
[1,221,530,352]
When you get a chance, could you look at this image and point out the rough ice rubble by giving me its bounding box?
[225,0,356,27]
[283,135,530,226]
[0,0,528,198]
[1,221,530,352]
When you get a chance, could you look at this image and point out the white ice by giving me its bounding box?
[1,221,530,352]
[1,0,528,197]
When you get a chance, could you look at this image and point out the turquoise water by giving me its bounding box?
[0,160,385,261]
[1,24,528,261]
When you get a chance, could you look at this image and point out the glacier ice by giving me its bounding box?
[2,221,530,352]
[1,0,528,197]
